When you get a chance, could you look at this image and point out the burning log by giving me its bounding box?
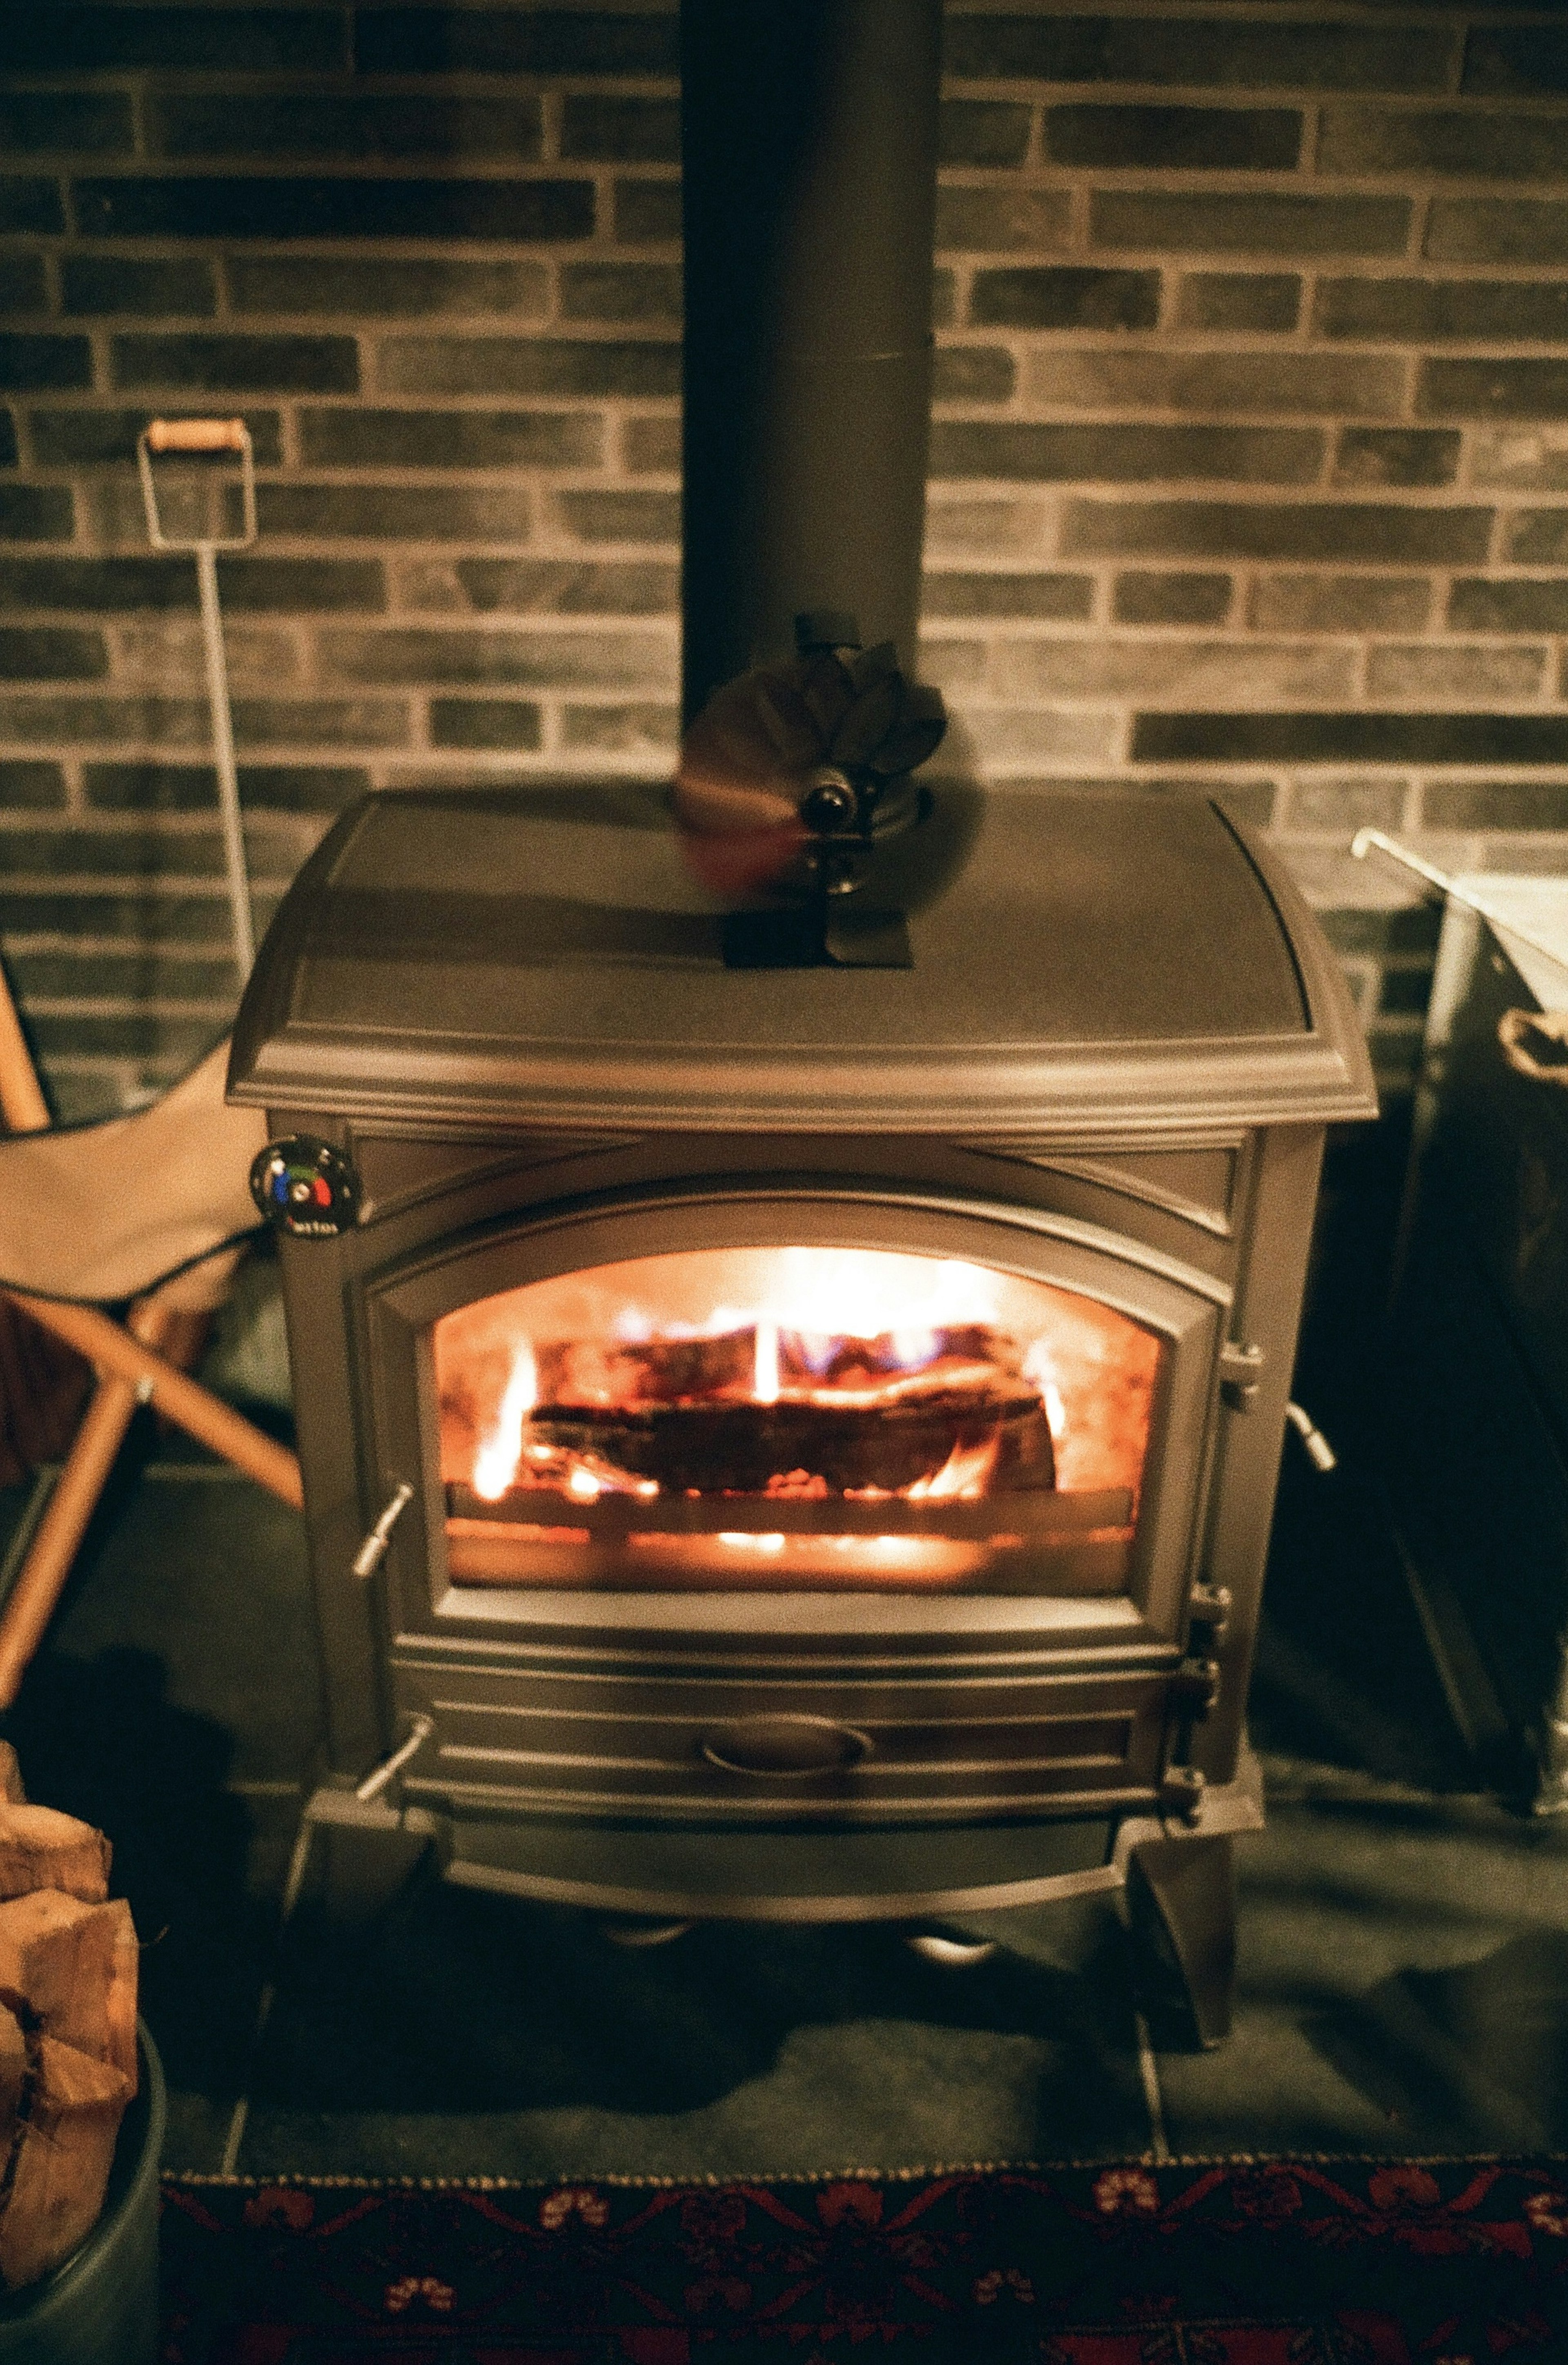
[0,1757,138,2290]
[524,1386,1055,1499]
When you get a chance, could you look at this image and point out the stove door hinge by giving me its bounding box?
[1219,1339,1264,1412]
[1157,1764,1206,1824]
[1187,1582,1232,1650]
[1171,1655,1222,1719]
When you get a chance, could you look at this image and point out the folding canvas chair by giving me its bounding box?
[0,973,301,1706]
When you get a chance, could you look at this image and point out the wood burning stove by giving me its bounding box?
[227,774,1373,2045]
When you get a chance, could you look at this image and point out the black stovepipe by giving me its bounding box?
[679,0,944,730]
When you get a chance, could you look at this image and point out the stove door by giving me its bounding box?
[365,1189,1225,1638]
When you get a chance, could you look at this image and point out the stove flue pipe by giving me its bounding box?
[679,0,944,727]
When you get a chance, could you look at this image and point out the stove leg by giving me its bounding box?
[314,1816,430,1932]
[1125,1830,1237,2051]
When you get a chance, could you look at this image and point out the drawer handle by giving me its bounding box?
[699,1716,871,1777]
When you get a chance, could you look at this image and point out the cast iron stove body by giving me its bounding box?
[229,774,1372,2045]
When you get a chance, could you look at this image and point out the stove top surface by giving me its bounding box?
[229,781,1374,1137]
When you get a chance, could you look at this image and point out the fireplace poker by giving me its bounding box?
[137,417,258,983]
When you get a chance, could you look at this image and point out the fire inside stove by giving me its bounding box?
[434,1248,1162,1592]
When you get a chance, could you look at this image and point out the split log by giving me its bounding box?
[0,1892,137,2085]
[0,2037,131,2293]
[0,1804,109,1904]
[0,1745,25,1805]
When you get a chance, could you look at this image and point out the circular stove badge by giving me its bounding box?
[250,1138,361,1238]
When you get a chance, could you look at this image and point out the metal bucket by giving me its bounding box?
[0,2023,165,2365]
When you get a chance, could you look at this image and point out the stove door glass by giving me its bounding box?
[434,1246,1162,1594]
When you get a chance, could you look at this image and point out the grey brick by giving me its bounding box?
[0,262,44,318]
[1289,779,1408,834]
[0,823,296,883]
[0,694,209,744]
[0,92,132,152]
[436,558,677,615]
[61,258,218,318]
[85,761,368,813]
[0,8,348,69]
[1472,428,1568,491]
[560,264,681,324]
[1365,644,1547,704]
[553,490,679,544]
[970,267,1157,330]
[938,189,1072,256]
[921,571,1093,621]
[74,177,594,245]
[1420,359,1568,420]
[943,16,1450,93]
[624,417,679,474]
[1321,904,1441,958]
[299,406,598,470]
[1093,192,1410,257]
[380,338,679,399]
[228,256,546,319]
[317,628,673,690]
[1321,107,1568,183]
[148,93,542,161]
[0,557,189,611]
[0,886,239,944]
[0,760,65,809]
[1317,276,1568,344]
[994,635,1352,704]
[28,408,283,468]
[1427,203,1568,265]
[1065,501,1491,564]
[1249,574,1432,632]
[613,180,681,245]
[561,95,678,163]
[940,102,1031,168]
[934,347,1014,403]
[429,699,543,750]
[356,9,678,76]
[1134,713,1568,765]
[1505,512,1568,564]
[0,338,90,393]
[1425,781,1568,830]
[0,486,73,542]
[0,182,65,236]
[1027,349,1400,416]
[1177,274,1300,333]
[1377,967,1437,1020]
[111,335,357,396]
[560,702,677,754]
[27,1012,222,1067]
[7,948,238,1002]
[1047,105,1299,170]
[217,558,385,613]
[257,483,532,543]
[1449,579,1568,632]
[931,421,1323,485]
[1113,572,1231,625]
[1333,429,1460,489]
[925,497,1056,557]
[1463,28,1568,97]
[229,698,412,748]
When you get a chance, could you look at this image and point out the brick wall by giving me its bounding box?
[2,1,1567,1118]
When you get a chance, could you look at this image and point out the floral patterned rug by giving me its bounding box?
[160,2157,1568,2363]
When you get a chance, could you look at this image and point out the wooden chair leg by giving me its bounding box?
[0,1301,181,1710]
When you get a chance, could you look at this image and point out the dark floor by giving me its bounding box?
[6,1132,1568,2177]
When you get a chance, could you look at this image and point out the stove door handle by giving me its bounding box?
[699,1715,871,1778]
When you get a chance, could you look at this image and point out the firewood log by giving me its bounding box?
[0,2037,131,2293]
[0,1804,109,1904]
[0,1745,24,1806]
[0,1892,137,2086]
